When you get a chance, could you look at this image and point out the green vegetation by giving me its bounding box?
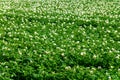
[0,0,120,80]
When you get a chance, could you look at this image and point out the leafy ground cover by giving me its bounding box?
[0,0,120,80]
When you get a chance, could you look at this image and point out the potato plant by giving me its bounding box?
[0,0,120,80]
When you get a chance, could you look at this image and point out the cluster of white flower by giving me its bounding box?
[80,52,86,56]
[116,54,120,59]
[65,66,71,70]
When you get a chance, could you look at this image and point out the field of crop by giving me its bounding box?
[0,0,120,80]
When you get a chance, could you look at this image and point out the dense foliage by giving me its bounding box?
[0,0,120,80]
